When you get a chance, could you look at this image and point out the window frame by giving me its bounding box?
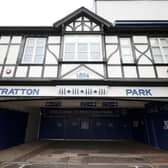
[19,36,47,65]
[119,37,135,64]
[62,35,103,62]
[150,37,168,64]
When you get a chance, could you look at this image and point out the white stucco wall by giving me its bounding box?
[95,0,168,21]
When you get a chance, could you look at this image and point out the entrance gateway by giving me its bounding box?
[0,3,168,166]
[0,85,168,147]
[0,85,166,150]
[36,86,168,150]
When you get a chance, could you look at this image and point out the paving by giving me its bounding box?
[0,140,168,168]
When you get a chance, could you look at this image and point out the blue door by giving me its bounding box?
[40,117,65,139]
[80,119,91,139]
[65,117,91,139]
[92,117,107,139]
[65,117,81,139]
[40,112,132,140]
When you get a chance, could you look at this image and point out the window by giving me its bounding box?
[22,38,46,64]
[120,38,134,63]
[150,38,168,63]
[63,35,102,61]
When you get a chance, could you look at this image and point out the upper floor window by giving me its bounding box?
[120,38,134,63]
[22,38,46,64]
[150,38,168,63]
[63,35,102,61]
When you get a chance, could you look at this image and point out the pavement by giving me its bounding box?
[0,140,168,168]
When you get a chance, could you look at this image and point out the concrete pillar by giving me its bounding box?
[25,108,41,143]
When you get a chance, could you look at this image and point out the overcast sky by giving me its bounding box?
[0,0,94,26]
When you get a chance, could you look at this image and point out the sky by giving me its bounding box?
[0,0,94,26]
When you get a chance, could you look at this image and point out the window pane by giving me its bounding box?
[64,43,75,61]
[63,35,102,61]
[44,66,58,78]
[27,38,35,46]
[152,47,163,63]
[0,36,10,44]
[29,66,42,78]
[108,66,122,78]
[37,38,46,46]
[124,66,137,78]
[90,43,101,60]
[90,43,100,52]
[154,55,164,63]
[160,38,168,46]
[22,47,33,63]
[150,38,159,46]
[133,36,148,43]
[138,66,156,78]
[34,46,45,64]
[0,45,8,64]
[35,47,44,56]
[120,38,133,63]
[15,66,28,78]
[78,53,88,60]
[163,47,168,55]
[6,45,20,64]
[22,38,46,64]
[156,66,168,78]
[34,55,44,64]
[64,43,75,52]
[25,47,34,56]
[90,53,100,60]
[78,43,88,52]
[64,53,74,61]
[78,43,88,60]
[11,36,22,44]
[105,36,118,43]
[121,47,134,63]
[152,47,161,55]
[122,47,132,55]
[163,48,168,63]
[48,36,60,44]
[120,38,131,46]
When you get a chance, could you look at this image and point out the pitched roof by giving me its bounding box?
[53,7,112,28]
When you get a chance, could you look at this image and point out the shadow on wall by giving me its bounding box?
[0,109,28,150]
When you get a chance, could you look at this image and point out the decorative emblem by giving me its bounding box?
[6,68,12,74]
[76,71,89,79]
[58,87,107,96]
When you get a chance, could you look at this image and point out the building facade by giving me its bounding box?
[0,2,168,150]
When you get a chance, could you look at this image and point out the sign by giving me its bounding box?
[76,71,89,79]
[126,89,152,96]
[0,86,168,97]
[0,88,40,96]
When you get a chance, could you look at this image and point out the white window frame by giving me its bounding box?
[150,38,168,63]
[120,38,134,64]
[63,35,103,61]
[22,37,46,64]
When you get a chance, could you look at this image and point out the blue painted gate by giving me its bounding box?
[39,109,132,140]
